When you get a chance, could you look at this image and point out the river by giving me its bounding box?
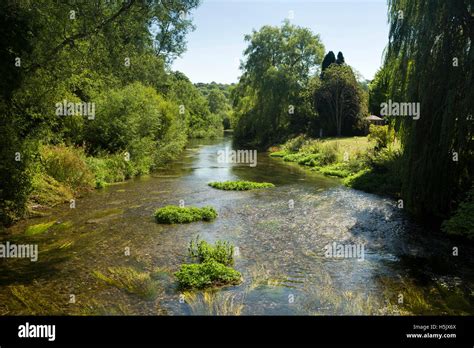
[1,135,472,315]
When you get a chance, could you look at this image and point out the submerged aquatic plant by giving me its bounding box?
[182,290,244,315]
[25,220,56,235]
[92,267,158,300]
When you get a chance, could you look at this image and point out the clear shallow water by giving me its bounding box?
[1,135,473,315]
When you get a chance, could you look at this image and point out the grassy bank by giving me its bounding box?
[269,128,402,198]
[28,141,188,216]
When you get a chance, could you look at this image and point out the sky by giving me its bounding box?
[172,0,390,84]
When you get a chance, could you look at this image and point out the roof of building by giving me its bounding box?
[366,115,383,121]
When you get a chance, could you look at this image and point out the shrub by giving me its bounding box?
[154,205,217,224]
[174,260,242,290]
[368,124,393,150]
[318,143,338,165]
[208,181,274,191]
[283,153,305,162]
[40,145,94,191]
[343,168,401,197]
[319,163,352,178]
[296,154,322,167]
[442,187,474,239]
[29,172,74,206]
[282,134,307,152]
[86,154,127,187]
[84,82,187,169]
[188,237,234,266]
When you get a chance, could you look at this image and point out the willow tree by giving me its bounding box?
[233,20,325,146]
[385,0,473,223]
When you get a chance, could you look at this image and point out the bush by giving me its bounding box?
[319,163,352,178]
[154,205,217,224]
[442,187,474,239]
[84,82,187,168]
[297,153,322,167]
[343,168,401,197]
[0,114,33,226]
[188,237,234,266]
[174,260,242,290]
[368,124,393,151]
[283,153,305,162]
[318,143,338,165]
[29,172,74,206]
[40,145,94,191]
[208,181,274,190]
[282,134,307,152]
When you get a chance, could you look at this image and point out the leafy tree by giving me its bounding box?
[168,72,222,138]
[384,0,473,224]
[336,51,345,65]
[321,51,336,75]
[207,89,229,114]
[314,64,363,136]
[368,67,390,116]
[0,0,203,226]
[233,20,324,146]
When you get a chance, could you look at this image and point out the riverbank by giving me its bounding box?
[268,133,402,198]
[26,135,220,220]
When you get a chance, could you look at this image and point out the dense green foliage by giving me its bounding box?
[0,0,227,226]
[382,0,473,226]
[174,260,242,290]
[232,20,325,146]
[368,67,390,116]
[441,187,474,240]
[232,22,368,146]
[167,72,223,138]
[154,206,218,224]
[367,125,393,151]
[175,238,241,290]
[208,181,275,191]
[314,64,366,136]
[188,236,234,266]
[271,129,402,197]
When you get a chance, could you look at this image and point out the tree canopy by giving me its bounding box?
[383,0,473,222]
[233,20,325,146]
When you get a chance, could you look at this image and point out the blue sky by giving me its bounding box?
[172,0,389,84]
